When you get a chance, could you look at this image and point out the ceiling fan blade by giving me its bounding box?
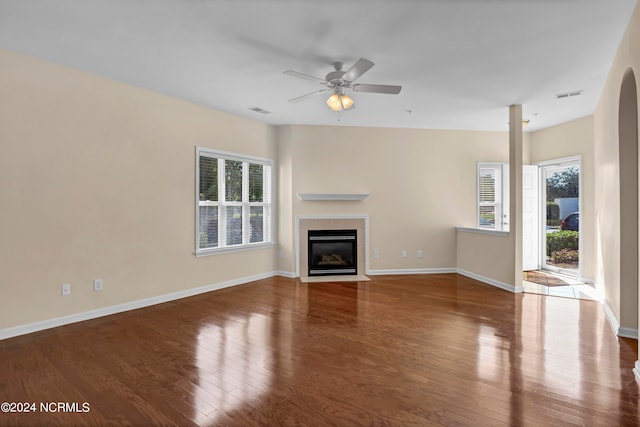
[288,89,328,103]
[352,84,402,95]
[283,70,326,84]
[342,58,375,82]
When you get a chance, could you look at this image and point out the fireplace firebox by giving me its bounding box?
[308,229,357,276]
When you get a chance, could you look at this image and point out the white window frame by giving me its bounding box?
[477,162,509,231]
[195,147,273,256]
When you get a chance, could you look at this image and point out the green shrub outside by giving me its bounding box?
[547,202,560,220]
[547,230,579,256]
[551,248,579,264]
[546,219,562,227]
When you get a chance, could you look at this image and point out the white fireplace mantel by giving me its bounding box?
[297,193,369,201]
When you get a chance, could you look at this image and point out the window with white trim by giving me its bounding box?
[477,162,509,231]
[196,147,272,254]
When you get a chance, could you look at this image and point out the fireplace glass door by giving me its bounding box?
[308,229,357,276]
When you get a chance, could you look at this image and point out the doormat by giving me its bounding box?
[523,270,571,287]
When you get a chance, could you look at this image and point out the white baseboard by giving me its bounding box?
[634,361,640,385]
[367,268,457,276]
[618,327,639,339]
[595,298,639,339]
[0,271,278,341]
[457,268,523,293]
[275,270,297,278]
[1,268,609,340]
[602,300,621,337]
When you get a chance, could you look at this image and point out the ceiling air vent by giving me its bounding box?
[249,107,271,115]
[556,90,584,99]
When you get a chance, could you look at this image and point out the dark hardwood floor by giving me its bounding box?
[1,273,638,426]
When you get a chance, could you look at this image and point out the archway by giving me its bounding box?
[619,68,639,337]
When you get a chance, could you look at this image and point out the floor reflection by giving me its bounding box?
[472,290,634,424]
[186,275,638,425]
[512,293,630,421]
[194,313,273,425]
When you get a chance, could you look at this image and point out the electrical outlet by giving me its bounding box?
[93,279,103,292]
[401,250,407,258]
[61,283,71,296]
[417,250,423,258]
[373,250,379,259]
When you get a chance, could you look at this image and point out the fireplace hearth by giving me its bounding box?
[308,229,357,276]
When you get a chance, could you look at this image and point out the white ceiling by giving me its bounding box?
[0,0,637,132]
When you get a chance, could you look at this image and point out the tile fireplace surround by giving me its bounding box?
[296,216,367,279]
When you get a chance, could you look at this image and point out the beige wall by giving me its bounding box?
[275,126,294,273]
[276,124,510,274]
[456,231,515,287]
[0,49,277,329]
[593,2,640,333]
[529,115,596,282]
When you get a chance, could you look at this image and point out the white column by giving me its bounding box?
[509,105,523,290]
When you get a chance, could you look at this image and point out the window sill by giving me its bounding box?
[195,241,275,257]
[456,227,509,237]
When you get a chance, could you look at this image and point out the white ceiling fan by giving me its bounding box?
[284,58,402,111]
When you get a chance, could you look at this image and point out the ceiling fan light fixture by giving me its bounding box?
[327,93,342,111]
[327,93,354,111]
[285,58,400,110]
[340,94,354,109]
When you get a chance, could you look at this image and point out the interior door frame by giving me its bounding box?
[522,165,540,271]
[536,155,582,277]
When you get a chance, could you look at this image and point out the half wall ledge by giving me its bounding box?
[456,226,509,236]
[297,193,369,201]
